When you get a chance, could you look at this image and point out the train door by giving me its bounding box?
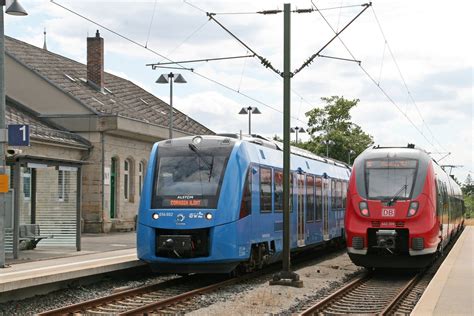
[322,177,329,240]
[297,174,305,247]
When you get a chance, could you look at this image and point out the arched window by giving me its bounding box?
[124,157,135,202]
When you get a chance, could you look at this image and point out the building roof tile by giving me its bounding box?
[6,98,91,149]
[5,36,213,136]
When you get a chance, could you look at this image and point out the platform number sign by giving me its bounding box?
[8,124,30,146]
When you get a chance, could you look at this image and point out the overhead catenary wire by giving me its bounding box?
[201,2,366,128]
[183,0,206,14]
[377,40,386,85]
[206,12,282,75]
[293,2,372,76]
[144,0,158,48]
[148,54,256,67]
[209,3,368,15]
[164,19,210,58]
[238,51,249,92]
[202,8,321,127]
[370,7,447,153]
[336,0,345,32]
[310,0,442,154]
[49,0,308,125]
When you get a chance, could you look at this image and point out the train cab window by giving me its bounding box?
[365,159,417,201]
[274,170,283,212]
[306,175,315,222]
[152,143,233,209]
[331,179,336,209]
[260,167,272,213]
[315,177,322,221]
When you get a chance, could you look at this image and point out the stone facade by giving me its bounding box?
[17,141,86,162]
[5,35,213,234]
[80,132,153,232]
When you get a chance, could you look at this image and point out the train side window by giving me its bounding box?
[239,167,252,218]
[436,180,442,216]
[442,184,448,212]
[274,170,283,212]
[290,173,294,212]
[315,177,322,221]
[306,175,315,222]
[331,179,336,209]
[260,167,272,213]
[336,180,342,209]
[342,181,348,208]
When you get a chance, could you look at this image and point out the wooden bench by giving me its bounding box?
[19,224,54,249]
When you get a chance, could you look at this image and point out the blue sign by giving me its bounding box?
[8,124,30,146]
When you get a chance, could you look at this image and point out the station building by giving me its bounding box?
[4,31,213,235]
[4,98,91,257]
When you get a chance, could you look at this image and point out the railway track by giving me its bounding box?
[37,274,233,315]
[299,271,420,315]
[38,240,345,315]
[298,227,465,315]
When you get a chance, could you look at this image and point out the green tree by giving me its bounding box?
[462,174,474,219]
[302,96,373,163]
[462,174,474,195]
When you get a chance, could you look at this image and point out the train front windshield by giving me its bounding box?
[152,143,233,209]
[365,159,418,201]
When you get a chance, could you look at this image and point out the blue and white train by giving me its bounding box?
[137,134,351,274]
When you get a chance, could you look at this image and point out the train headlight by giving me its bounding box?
[205,213,213,220]
[152,213,160,220]
[359,201,370,217]
[407,201,419,217]
[193,136,202,145]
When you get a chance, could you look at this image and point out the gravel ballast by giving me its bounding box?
[0,251,361,315]
[189,252,362,315]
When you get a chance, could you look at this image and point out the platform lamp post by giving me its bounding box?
[1,0,28,268]
[156,72,187,139]
[322,140,335,158]
[238,106,261,135]
[348,149,356,165]
[290,126,306,143]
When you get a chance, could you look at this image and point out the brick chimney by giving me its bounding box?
[87,30,104,90]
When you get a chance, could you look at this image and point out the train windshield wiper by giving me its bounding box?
[387,184,408,205]
[208,156,214,182]
[188,144,214,181]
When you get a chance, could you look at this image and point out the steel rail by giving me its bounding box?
[380,273,420,315]
[299,273,370,315]
[36,276,211,316]
[118,277,239,315]
[37,245,347,315]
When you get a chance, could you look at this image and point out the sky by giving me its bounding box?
[4,0,473,183]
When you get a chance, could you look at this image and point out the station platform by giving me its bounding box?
[0,232,145,299]
[412,225,473,315]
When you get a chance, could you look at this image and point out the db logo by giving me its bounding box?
[382,208,395,217]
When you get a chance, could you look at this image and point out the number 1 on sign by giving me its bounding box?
[19,125,26,141]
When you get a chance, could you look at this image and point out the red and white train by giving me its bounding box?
[345,145,464,268]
